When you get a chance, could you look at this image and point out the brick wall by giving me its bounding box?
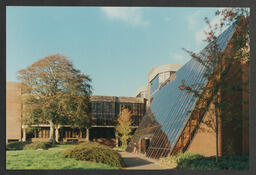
[6,82,22,143]
[187,103,217,157]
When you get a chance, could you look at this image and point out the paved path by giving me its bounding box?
[120,152,175,170]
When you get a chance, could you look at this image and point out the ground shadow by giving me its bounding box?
[122,157,152,168]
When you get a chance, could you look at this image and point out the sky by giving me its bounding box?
[7,7,225,97]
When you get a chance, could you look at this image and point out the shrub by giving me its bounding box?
[63,141,125,168]
[6,141,31,150]
[172,153,249,170]
[160,152,203,168]
[23,141,52,150]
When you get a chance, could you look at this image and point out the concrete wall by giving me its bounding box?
[6,82,22,142]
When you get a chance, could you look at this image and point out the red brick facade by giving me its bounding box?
[6,82,22,142]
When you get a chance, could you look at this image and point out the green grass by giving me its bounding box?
[6,144,119,170]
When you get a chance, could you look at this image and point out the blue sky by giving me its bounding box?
[7,7,224,96]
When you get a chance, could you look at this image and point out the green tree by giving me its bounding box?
[18,54,92,144]
[180,8,249,162]
[116,108,133,149]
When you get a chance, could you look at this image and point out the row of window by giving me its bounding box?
[91,102,145,114]
[91,101,146,126]
[29,127,87,139]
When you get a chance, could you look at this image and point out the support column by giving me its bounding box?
[139,138,141,153]
[22,126,26,142]
[86,128,90,141]
[115,131,119,146]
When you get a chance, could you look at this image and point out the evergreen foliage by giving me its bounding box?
[6,141,31,150]
[161,153,249,170]
[63,141,125,168]
[23,142,52,150]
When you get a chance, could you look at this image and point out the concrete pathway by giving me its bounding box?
[120,151,175,170]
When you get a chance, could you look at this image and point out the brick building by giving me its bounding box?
[6,83,146,147]
[6,82,22,142]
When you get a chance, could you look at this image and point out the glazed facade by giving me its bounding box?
[128,23,249,158]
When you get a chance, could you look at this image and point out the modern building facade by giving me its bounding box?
[127,23,249,158]
[134,64,182,106]
[89,96,146,146]
[148,64,182,98]
[6,83,146,147]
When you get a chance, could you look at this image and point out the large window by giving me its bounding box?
[33,127,50,138]
[150,75,159,97]
[91,101,116,126]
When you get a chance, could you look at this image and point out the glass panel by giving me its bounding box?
[150,75,159,96]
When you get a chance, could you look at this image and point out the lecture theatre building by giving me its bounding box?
[127,23,249,158]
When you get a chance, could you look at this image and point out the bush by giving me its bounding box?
[63,141,125,168]
[172,153,249,170]
[6,141,31,150]
[160,152,203,168]
[23,142,52,150]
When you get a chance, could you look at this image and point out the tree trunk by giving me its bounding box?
[49,120,56,144]
[216,111,219,163]
[215,102,219,163]
[55,125,60,143]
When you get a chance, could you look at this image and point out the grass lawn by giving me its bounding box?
[6,144,119,170]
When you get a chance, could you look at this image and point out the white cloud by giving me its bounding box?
[188,10,201,30]
[169,52,188,64]
[100,7,149,26]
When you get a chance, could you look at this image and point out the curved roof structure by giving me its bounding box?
[134,86,147,97]
[148,64,182,83]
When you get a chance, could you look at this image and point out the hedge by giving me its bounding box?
[6,141,31,150]
[23,142,52,150]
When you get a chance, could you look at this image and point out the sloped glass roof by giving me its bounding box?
[127,24,237,159]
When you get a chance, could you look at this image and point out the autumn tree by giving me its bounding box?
[18,54,92,144]
[180,8,249,162]
[116,108,133,149]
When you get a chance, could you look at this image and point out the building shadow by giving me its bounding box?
[122,157,152,167]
